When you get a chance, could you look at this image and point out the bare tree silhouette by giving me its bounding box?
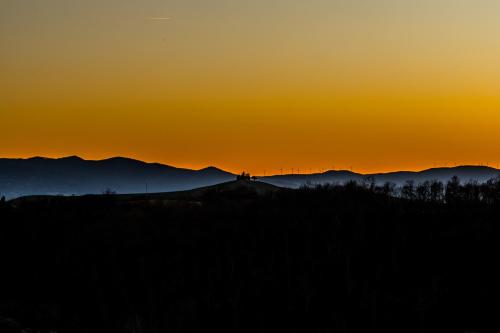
[401,180,415,200]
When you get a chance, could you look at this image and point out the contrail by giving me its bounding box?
[147,17,172,20]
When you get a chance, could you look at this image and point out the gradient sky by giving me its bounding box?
[2,0,500,174]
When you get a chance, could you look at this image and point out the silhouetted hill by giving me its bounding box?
[167,179,282,198]
[262,166,500,188]
[1,180,498,332]
[10,179,284,206]
[0,156,235,199]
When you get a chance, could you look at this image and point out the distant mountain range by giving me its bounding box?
[0,156,234,199]
[261,166,500,189]
[1,156,499,199]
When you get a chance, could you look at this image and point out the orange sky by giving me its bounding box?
[2,0,500,174]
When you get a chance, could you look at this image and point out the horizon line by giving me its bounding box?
[2,154,499,177]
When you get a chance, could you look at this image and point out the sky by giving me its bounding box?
[2,0,500,174]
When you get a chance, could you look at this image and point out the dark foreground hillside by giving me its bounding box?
[0,180,498,333]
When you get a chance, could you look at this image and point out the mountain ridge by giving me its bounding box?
[1,156,499,199]
[0,156,235,199]
[261,165,500,188]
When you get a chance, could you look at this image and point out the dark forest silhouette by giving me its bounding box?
[0,176,499,332]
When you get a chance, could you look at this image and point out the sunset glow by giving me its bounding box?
[2,0,500,174]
